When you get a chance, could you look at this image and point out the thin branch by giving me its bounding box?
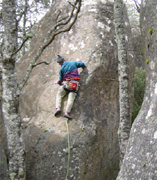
[16,11,25,23]
[68,1,77,9]
[16,3,29,23]
[18,0,81,92]
[133,0,140,13]
[0,40,3,58]
[44,0,81,48]
[32,61,50,68]
[55,10,61,21]
[51,0,79,31]
[56,16,69,24]
[11,35,32,56]
[103,78,118,81]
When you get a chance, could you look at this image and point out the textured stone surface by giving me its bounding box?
[116,0,157,179]
[18,1,120,180]
[0,0,134,180]
[0,104,7,180]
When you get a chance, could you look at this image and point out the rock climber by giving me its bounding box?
[54,55,86,119]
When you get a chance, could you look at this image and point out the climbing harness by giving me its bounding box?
[63,85,78,93]
[65,119,71,180]
[63,80,79,93]
[70,81,78,90]
[65,77,80,82]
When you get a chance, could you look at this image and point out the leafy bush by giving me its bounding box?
[132,67,146,123]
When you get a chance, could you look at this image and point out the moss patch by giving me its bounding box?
[149,28,153,35]
[146,59,149,64]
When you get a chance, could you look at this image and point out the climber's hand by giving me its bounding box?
[55,80,62,85]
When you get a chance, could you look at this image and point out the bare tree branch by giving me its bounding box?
[55,10,61,21]
[32,61,50,68]
[18,0,81,92]
[133,0,140,13]
[11,35,32,56]
[16,10,25,23]
[16,2,29,23]
[68,1,78,8]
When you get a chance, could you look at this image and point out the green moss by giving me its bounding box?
[149,28,153,35]
[146,59,149,64]
[143,164,146,168]
[72,145,78,149]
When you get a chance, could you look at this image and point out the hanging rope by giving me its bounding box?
[65,119,71,180]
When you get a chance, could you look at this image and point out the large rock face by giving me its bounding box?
[116,0,157,179]
[0,1,133,180]
[18,1,120,180]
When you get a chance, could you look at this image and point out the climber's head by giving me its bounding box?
[57,55,65,65]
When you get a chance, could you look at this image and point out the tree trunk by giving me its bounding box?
[2,0,25,179]
[114,0,131,164]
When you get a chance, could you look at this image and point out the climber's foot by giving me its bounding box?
[64,113,72,120]
[54,108,61,116]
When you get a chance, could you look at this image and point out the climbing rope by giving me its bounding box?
[65,119,70,180]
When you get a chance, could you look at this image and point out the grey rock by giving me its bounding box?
[0,0,134,180]
[116,0,157,179]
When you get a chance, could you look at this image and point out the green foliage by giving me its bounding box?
[132,67,146,122]
[143,164,146,168]
[149,28,153,35]
[147,44,150,49]
[146,59,149,64]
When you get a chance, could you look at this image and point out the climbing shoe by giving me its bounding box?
[54,109,61,116]
[64,114,72,120]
